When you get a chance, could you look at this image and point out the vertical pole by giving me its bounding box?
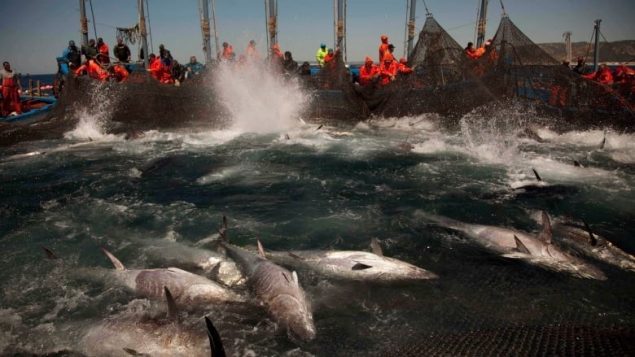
[138,0,149,68]
[199,0,212,63]
[79,0,89,47]
[563,31,572,64]
[476,0,488,48]
[406,0,416,59]
[593,19,601,72]
[266,0,278,56]
[210,0,220,60]
[335,0,345,59]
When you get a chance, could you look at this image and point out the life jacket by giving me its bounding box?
[379,57,398,86]
[359,63,379,86]
[97,43,110,64]
[112,65,129,82]
[465,48,480,60]
[1,72,17,87]
[149,57,164,81]
[315,47,328,66]
[398,59,413,75]
[221,46,234,61]
[378,36,389,63]
[87,60,109,81]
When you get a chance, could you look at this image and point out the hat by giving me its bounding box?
[365,56,373,64]
[320,43,326,48]
[381,35,388,41]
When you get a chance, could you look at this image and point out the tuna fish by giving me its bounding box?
[261,238,438,282]
[218,217,316,341]
[418,211,606,280]
[81,287,223,357]
[100,247,244,306]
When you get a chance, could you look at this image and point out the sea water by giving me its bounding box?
[1,64,634,355]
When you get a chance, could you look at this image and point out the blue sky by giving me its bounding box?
[1,0,633,74]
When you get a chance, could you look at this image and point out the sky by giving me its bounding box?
[1,0,634,74]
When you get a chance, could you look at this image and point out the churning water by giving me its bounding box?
[1,66,634,355]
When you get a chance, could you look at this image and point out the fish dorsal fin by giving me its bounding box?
[292,271,299,285]
[600,133,606,149]
[514,235,531,255]
[288,252,304,260]
[122,348,149,356]
[316,124,323,131]
[164,287,179,322]
[352,262,373,271]
[42,246,58,260]
[582,220,598,246]
[538,211,552,244]
[209,262,222,280]
[100,247,126,271]
[532,168,542,182]
[205,316,227,357]
[370,238,384,256]
[218,215,228,241]
[281,271,291,283]
[257,240,267,259]
[573,160,581,167]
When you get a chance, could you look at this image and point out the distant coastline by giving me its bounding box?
[539,40,635,63]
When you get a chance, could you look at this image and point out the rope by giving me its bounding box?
[89,0,98,39]
[146,0,154,54]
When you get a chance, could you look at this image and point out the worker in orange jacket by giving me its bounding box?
[379,53,398,86]
[583,64,614,85]
[358,56,379,86]
[397,58,413,75]
[74,59,109,81]
[111,64,129,82]
[1,61,22,116]
[378,35,390,63]
[96,38,110,65]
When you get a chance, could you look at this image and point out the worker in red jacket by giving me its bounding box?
[583,64,614,85]
[1,61,22,116]
[74,59,109,81]
[378,35,390,63]
[111,64,129,82]
[358,56,379,86]
[96,38,110,65]
[379,53,398,86]
[397,58,413,75]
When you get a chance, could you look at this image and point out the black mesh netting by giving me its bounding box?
[490,16,559,66]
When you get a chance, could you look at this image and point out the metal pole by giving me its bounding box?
[138,0,149,68]
[563,31,572,64]
[406,0,416,59]
[264,0,270,54]
[79,0,89,47]
[267,0,278,53]
[199,0,213,63]
[210,0,220,60]
[593,19,601,72]
[89,0,98,40]
[476,0,488,48]
[335,0,345,56]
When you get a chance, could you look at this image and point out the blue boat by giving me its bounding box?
[0,96,57,123]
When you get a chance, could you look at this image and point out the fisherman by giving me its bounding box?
[583,64,614,85]
[171,60,186,84]
[465,42,479,60]
[220,42,235,61]
[148,53,174,84]
[358,56,379,86]
[283,51,298,75]
[269,43,284,71]
[378,35,390,63]
[82,39,98,61]
[111,63,129,82]
[1,62,22,116]
[113,38,131,64]
[74,59,109,81]
[245,40,260,61]
[379,53,398,85]
[159,44,173,67]
[398,58,413,75]
[185,56,204,77]
[315,43,328,67]
[96,38,110,65]
[572,57,587,74]
[63,40,82,69]
[299,61,312,76]
[323,48,336,68]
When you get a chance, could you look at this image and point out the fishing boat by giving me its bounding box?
[0,96,57,123]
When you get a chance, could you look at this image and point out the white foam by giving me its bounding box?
[213,62,309,134]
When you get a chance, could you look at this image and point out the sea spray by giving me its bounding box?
[212,61,309,133]
[64,82,119,140]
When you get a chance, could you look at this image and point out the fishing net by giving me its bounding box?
[408,15,467,86]
[489,16,558,66]
[116,25,140,45]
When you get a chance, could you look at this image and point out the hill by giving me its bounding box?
[538,40,635,63]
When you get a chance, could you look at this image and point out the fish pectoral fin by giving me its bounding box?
[123,348,150,356]
[514,235,531,255]
[532,168,542,182]
[352,262,373,271]
[538,211,553,244]
[205,316,227,357]
[209,262,222,280]
[292,271,299,285]
[42,246,58,260]
[288,252,304,260]
[370,238,384,256]
[582,220,598,246]
[164,286,180,322]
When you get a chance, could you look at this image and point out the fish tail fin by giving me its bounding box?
[205,316,227,357]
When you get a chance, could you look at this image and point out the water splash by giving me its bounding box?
[64,83,118,141]
[212,62,309,134]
